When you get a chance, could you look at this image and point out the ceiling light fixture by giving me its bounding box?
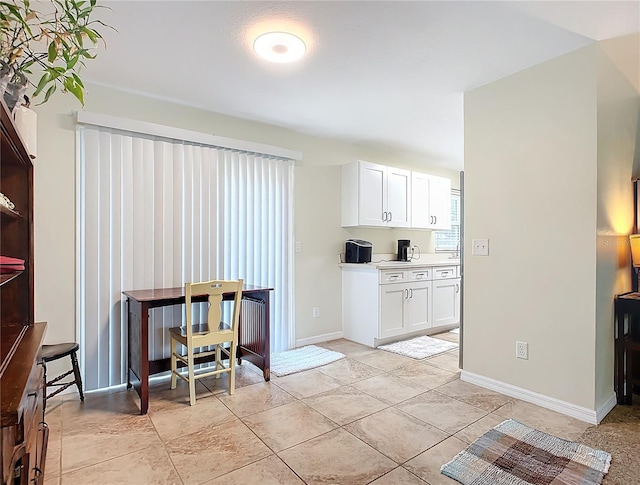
[253,32,306,63]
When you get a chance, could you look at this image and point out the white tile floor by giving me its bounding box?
[43,331,592,484]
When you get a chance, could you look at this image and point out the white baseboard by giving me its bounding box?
[595,393,617,424]
[461,370,612,425]
[295,331,343,347]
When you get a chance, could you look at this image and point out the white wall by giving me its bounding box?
[32,83,457,354]
[464,46,599,409]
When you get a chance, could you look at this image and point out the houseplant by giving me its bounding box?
[0,0,110,110]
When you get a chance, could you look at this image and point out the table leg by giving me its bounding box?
[128,299,150,414]
[140,302,149,414]
[263,291,271,382]
[236,291,271,382]
[616,307,626,405]
[126,298,132,390]
[626,346,633,405]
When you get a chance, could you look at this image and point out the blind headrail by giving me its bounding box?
[76,111,303,161]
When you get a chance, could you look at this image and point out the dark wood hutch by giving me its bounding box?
[0,99,48,484]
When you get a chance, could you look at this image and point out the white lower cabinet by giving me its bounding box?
[432,277,461,326]
[342,263,458,347]
[406,281,432,331]
[380,280,432,339]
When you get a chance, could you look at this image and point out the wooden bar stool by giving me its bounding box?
[42,342,84,403]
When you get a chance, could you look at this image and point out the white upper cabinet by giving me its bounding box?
[342,160,411,228]
[411,172,451,230]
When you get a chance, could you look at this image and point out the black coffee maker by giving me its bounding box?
[397,239,410,261]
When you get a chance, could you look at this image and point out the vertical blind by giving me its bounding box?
[77,124,294,391]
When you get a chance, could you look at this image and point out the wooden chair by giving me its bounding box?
[169,279,243,405]
[41,342,84,404]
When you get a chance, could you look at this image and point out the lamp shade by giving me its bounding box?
[630,234,640,267]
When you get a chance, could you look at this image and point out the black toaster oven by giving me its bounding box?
[345,239,372,263]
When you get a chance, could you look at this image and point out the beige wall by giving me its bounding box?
[464,46,600,408]
[594,41,639,408]
[464,39,640,413]
[33,83,457,350]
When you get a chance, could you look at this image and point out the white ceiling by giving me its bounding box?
[90,1,640,170]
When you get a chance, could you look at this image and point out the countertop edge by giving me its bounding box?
[339,260,460,270]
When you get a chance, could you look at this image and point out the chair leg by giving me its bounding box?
[215,345,221,379]
[70,350,84,401]
[170,338,177,390]
[229,341,237,395]
[187,349,196,406]
[42,361,48,412]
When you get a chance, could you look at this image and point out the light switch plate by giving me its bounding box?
[472,239,489,256]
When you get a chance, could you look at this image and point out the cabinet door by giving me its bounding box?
[432,277,460,326]
[380,283,406,338]
[358,161,387,227]
[410,171,430,229]
[427,175,451,230]
[405,281,432,331]
[386,167,411,228]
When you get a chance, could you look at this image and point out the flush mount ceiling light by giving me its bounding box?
[253,32,306,63]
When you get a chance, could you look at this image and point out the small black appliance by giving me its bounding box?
[397,239,410,261]
[345,239,372,263]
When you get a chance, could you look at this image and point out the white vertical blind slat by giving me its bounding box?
[77,125,294,390]
[81,127,99,388]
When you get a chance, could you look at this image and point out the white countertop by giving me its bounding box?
[340,259,459,269]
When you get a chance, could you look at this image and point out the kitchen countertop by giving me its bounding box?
[340,259,460,269]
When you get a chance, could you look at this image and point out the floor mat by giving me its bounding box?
[378,335,458,359]
[270,345,345,377]
[441,419,611,485]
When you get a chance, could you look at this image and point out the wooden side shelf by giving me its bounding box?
[0,98,47,485]
[0,204,22,218]
[0,272,22,287]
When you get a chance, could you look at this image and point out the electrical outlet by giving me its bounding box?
[516,341,528,360]
[472,239,489,256]
[295,241,302,253]
[312,307,320,318]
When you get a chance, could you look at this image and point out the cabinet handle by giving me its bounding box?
[434,215,437,224]
[456,283,459,293]
[441,271,449,276]
[388,211,392,221]
[409,288,413,299]
[404,288,409,299]
[415,273,423,279]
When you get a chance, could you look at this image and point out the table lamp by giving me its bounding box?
[630,234,640,291]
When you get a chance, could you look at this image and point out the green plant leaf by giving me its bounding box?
[71,72,83,88]
[66,54,78,70]
[82,26,98,43]
[32,71,50,97]
[64,76,84,105]
[47,40,57,62]
[42,84,56,104]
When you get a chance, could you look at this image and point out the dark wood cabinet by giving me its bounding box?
[0,99,47,485]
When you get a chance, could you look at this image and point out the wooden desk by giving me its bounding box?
[123,285,272,414]
[614,292,640,404]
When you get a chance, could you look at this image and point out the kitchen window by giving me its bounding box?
[435,189,460,252]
